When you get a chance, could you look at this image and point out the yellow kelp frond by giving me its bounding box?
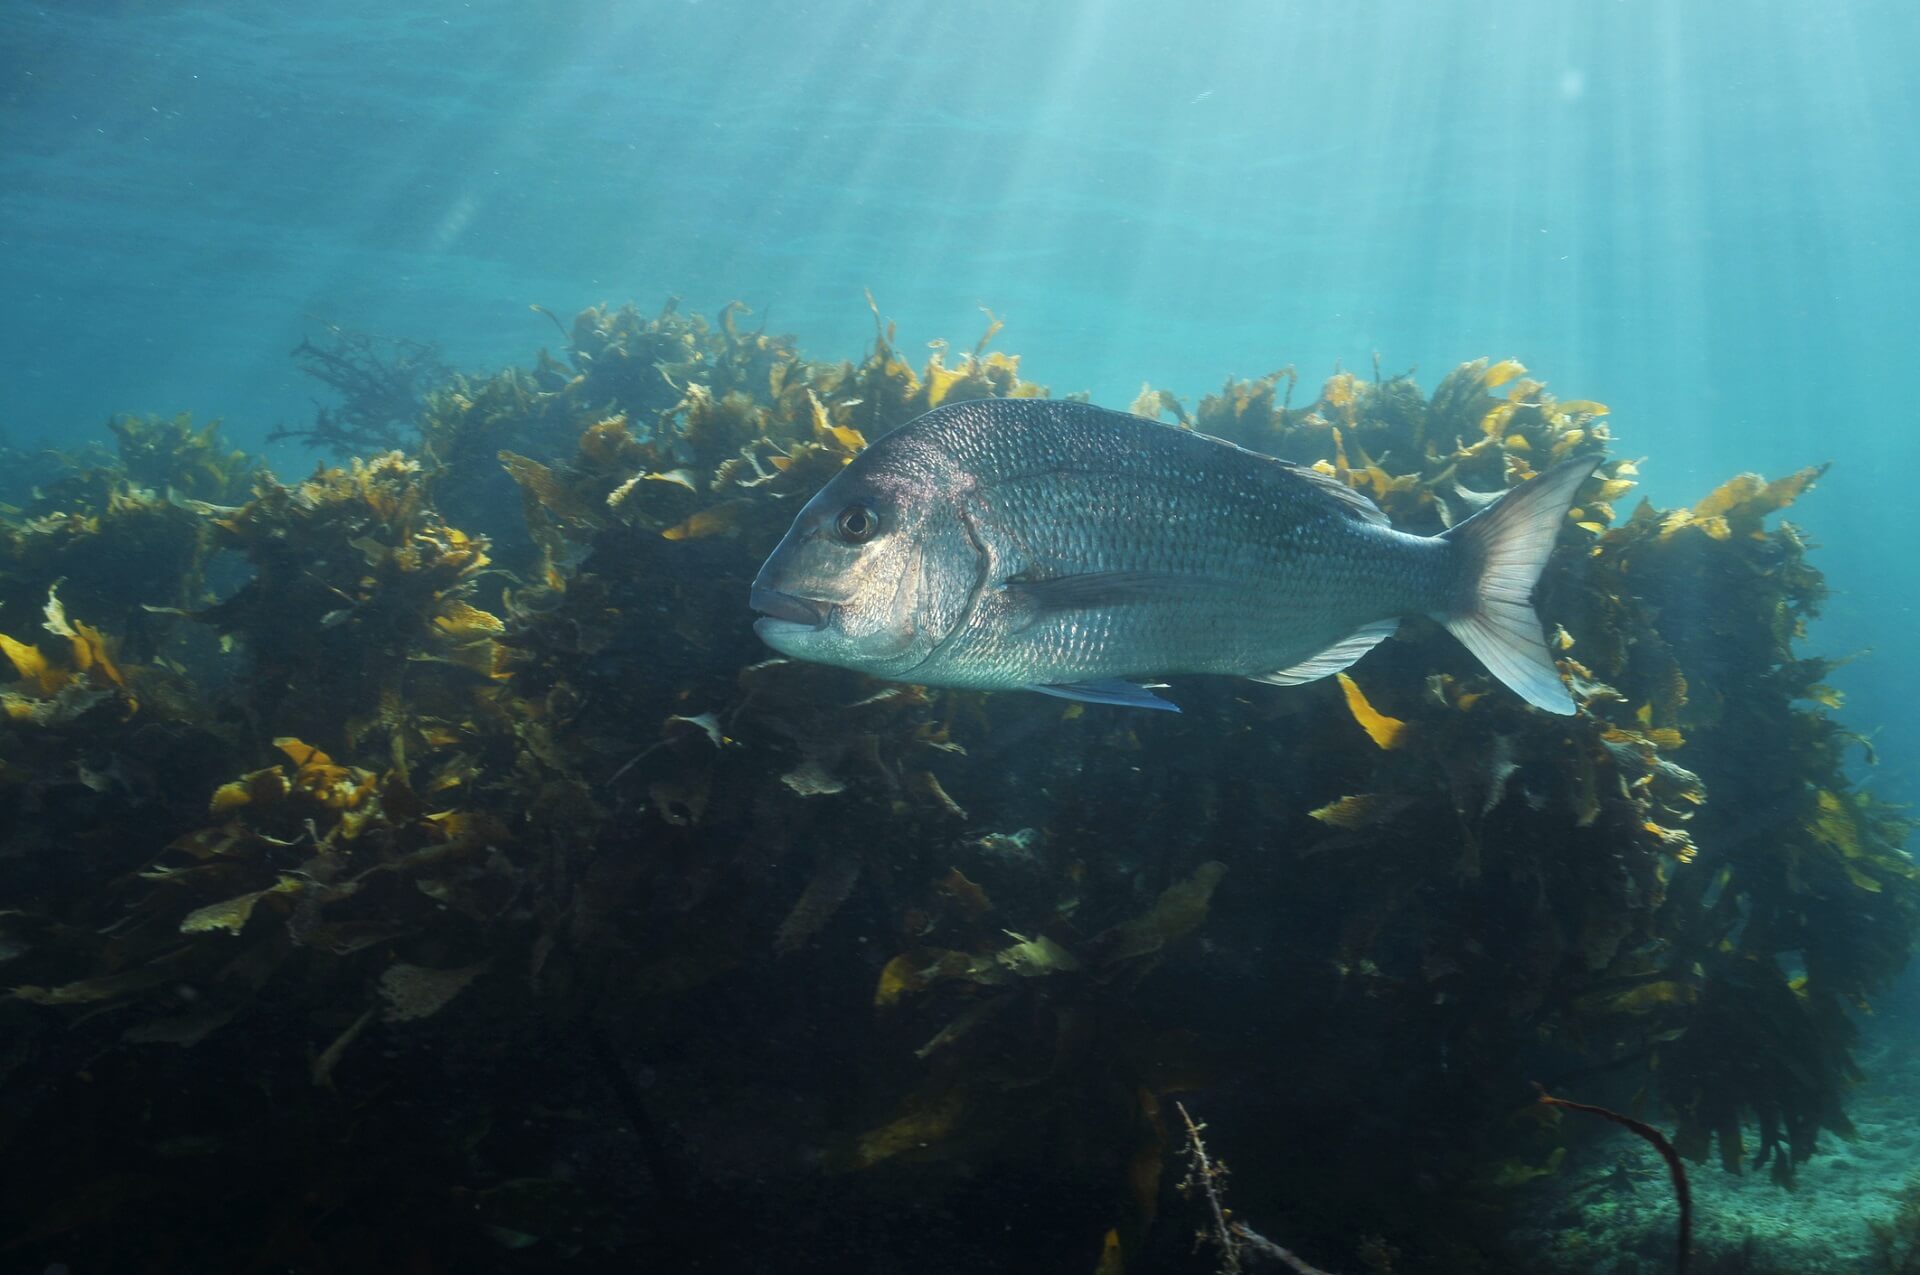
[1336,672,1409,749]
[1667,464,1830,541]
[850,1086,967,1170]
[0,592,137,717]
[807,388,867,453]
[1130,385,1191,425]
[0,633,60,696]
[1308,792,1414,828]
[1084,861,1229,969]
[1482,358,1527,389]
[661,501,750,541]
[1577,979,1698,1015]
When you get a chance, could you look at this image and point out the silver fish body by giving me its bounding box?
[751,399,1595,713]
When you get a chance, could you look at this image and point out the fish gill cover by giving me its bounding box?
[0,301,1912,1273]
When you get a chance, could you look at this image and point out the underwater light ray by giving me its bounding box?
[595,2,951,336]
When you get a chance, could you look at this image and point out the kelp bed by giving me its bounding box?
[0,301,1913,1274]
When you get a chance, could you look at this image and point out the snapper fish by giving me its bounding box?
[749,398,1596,714]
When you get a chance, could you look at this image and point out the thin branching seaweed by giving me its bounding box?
[272,322,452,456]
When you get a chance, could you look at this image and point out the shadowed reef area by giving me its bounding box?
[0,301,1912,1274]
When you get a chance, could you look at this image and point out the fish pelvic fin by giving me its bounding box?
[1435,456,1599,715]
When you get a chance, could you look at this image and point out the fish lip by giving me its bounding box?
[750,586,831,630]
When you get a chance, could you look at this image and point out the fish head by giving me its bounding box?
[749,438,977,678]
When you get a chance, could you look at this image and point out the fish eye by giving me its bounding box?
[835,503,880,543]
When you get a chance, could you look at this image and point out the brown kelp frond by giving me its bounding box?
[110,411,263,504]
[191,452,506,750]
[1180,355,1617,532]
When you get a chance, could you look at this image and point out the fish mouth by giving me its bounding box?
[750,586,832,631]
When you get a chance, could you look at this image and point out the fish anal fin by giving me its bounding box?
[1026,678,1181,712]
[1249,618,1400,686]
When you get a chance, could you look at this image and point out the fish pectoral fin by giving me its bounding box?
[1025,679,1182,712]
[1002,569,1198,611]
[1248,618,1400,686]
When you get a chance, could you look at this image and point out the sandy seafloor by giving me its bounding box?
[1510,1039,1919,1271]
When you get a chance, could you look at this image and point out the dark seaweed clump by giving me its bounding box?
[1869,1174,1920,1274]
[0,303,1911,1274]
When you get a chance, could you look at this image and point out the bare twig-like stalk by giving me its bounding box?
[1175,1101,1344,1275]
[1536,1083,1691,1275]
[1175,1101,1241,1273]
[1232,1223,1341,1275]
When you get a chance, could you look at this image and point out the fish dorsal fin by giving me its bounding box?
[1025,678,1182,712]
[1248,618,1399,686]
[1276,460,1391,527]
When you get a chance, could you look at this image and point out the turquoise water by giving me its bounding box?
[7,1,1917,794]
[4,2,1919,1270]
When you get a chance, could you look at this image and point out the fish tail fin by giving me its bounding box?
[1436,456,1600,714]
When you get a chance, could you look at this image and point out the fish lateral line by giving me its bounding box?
[1001,568,1204,610]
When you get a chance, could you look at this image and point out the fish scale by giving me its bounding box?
[918,403,1453,688]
